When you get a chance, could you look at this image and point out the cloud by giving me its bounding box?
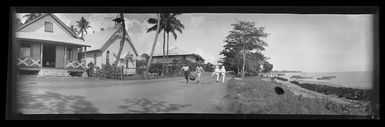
[16,13,27,23]
[189,16,205,28]
[86,13,117,33]
[128,20,159,55]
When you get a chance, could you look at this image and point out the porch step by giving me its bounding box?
[38,68,70,77]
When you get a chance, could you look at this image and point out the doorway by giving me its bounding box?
[42,44,56,67]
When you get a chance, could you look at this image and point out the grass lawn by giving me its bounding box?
[223,77,373,115]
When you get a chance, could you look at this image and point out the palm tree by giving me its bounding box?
[69,25,78,35]
[23,13,43,24]
[76,16,92,40]
[146,13,184,76]
[145,13,161,77]
[15,17,23,28]
[146,14,166,76]
[164,13,184,75]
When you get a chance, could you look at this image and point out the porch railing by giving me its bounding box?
[17,57,41,68]
[66,60,86,70]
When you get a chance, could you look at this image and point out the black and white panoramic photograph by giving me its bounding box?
[7,6,379,119]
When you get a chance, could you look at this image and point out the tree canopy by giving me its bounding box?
[76,16,92,40]
[220,20,270,77]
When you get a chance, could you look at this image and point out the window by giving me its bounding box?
[20,43,31,58]
[126,58,128,68]
[106,51,110,65]
[94,54,97,65]
[45,21,53,32]
[67,48,72,61]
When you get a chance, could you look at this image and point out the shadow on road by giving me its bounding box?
[119,98,192,113]
[17,91,99,114]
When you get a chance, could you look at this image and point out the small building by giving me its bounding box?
[84,26,139,75]
[15,13,90,77]
[259,72,278,78]
[151,47,204,74]
[151,47,204,65]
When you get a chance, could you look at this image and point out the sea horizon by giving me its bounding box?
[281,71,373,89]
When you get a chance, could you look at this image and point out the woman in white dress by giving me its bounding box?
[213,66,221,83]
[220,66,226,84]
[195,66,205,83]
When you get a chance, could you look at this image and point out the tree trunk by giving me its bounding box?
[161,31,166,77]
[113,13,126,67]
[81,31,84,41]
[145,14,161,77]
[241,45,246,78]
[166,32,169,75]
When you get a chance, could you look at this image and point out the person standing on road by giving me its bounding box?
[220,66,226,84]
[181,64,190,83]
[214,66,221,83]
[195,65,205,83]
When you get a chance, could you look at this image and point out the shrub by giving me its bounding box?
[93,64,123,79]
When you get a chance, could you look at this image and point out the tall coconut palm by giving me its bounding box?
[164,13,184,75]
[76,16,92,40]
[146,14,167,76]
[145,13,161,77]
[146,13,184,76]
[23,13,43,24]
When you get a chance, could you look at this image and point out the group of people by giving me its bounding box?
[181,64,226,84]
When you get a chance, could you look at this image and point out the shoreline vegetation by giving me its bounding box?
[275,77,372,101]
[223,76,375,115]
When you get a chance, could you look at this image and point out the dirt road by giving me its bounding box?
[16,74,230,114]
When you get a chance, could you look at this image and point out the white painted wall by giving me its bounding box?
[85,37,137,75]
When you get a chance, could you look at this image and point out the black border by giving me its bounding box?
[6,6,382,120]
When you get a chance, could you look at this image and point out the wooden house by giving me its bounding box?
[15,13,91,77]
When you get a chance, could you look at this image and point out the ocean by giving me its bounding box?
[280,71,373,89]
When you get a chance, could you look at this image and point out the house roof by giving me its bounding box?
[17,13,80,39]
[16,13,90,47]
[83,28,116,51]
[84,26,139,56]
[153,47,204,60]
[17,32,90,47]
[154,47,190,56]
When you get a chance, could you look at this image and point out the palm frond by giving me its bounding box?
[147,18,158,24]
[171,30,178,40]
[147,25,158,33]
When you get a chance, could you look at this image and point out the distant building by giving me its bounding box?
[151,47,204,65]
[151,47,204,73]
[259,72,278,77]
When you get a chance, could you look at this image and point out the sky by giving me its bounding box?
[16,13,374,72]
